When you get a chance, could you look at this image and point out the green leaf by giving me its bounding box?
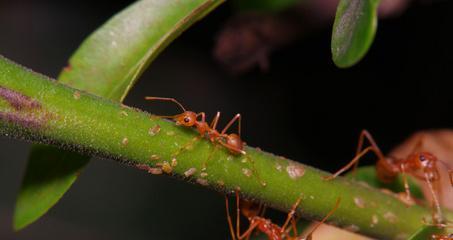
[348,166,424,200]
[14,0,224,230]
[233,0,299,13]
[14,146,89,231]
[331,0,380,68]
[59,0,224,101]
[408,225,444,240]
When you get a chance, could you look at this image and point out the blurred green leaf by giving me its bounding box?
[14,0,223,230]
[408,225,444,240]
[331,0,380,68]
[233,0,299,13]
[13,146,89,231]
[348,166,424,200]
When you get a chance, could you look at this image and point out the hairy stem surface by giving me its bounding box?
[0,56,446,239]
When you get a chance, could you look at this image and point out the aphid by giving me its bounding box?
[225,190,341,240]
[145,97,245,155]
[324,130,453,224]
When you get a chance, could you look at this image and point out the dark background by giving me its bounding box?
[1,0,453,239]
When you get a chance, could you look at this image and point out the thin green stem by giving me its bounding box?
[0,56,448,239]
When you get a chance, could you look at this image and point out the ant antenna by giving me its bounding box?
[305,197,341,239]
[145,97,187,112]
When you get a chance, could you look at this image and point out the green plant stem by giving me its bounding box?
[0,56,449,239]
[14,0,225,230]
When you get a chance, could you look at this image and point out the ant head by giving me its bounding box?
[175,111,197,127]
[414,152,437,168]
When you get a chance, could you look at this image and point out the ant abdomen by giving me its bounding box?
[226,134,244,153]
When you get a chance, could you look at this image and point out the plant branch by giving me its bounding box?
[0,56,449,239]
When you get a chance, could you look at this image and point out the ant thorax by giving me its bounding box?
[195,121,210,136]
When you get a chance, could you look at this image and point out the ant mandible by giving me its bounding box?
[225,190,341,240]
[324,129,453,223]
[145,97,245,155]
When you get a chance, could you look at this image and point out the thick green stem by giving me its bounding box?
[0,56,447,239]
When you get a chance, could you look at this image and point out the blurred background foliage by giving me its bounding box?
[1,0,453,239]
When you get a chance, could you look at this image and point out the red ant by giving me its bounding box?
[324,130,453,223]
[145,97,245,155]
[146,97,267,186]
[225,190,341,240]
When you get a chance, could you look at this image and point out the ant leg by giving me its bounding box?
[324,146,382,180]
[200,112,222,169]
[399,164,413,206]
[215,134,266,186]
[197,112,207,125]
[236,190,242,239]
[227,190,260,240]
[202,143,220,169]
[281,197,302,234]
[221,114,241,137]
[291,217,299,237]
[352,130,386,176]
[210,111,221,130]
[225,195,237,240]
[432,168,444,208]
[245,232,251,240]
[225,144,266,186]
[424,172,443,224]
[171,135,203,157]
[238,222,260,240]
[303,197,341,240]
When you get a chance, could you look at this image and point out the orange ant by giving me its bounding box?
[145,97,245,155]
[146,97,267,186]
[324,130,453,223]
[225,190,341,240]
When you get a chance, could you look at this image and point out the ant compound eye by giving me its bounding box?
[184,117,190,123]
[419,155,427,162]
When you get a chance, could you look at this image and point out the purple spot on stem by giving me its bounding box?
[0,87,41,110]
